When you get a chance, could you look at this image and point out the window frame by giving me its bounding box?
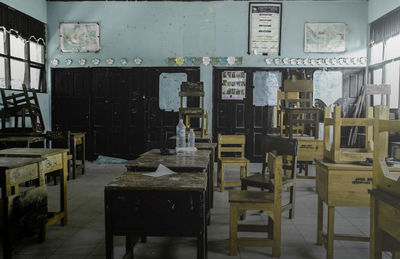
[0,29,46,93]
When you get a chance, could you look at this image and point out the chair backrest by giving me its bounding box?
[217,134,246,159]
[267,151,283,204]
[262,135,298,176]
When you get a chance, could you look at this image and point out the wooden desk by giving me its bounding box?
[267,134,323,178]
[0,148,69,226]
[169,134,212,143]
[315,158,400,259]
[0,136,44,148]
[105,171,207,259]
[126,149,211,223]
[195,143,216,208]
[70,132,86,179]
[0,157,46,259]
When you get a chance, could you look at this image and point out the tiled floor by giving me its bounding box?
[3,162,391,259]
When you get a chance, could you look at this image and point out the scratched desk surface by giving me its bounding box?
[105,171,207,192]
[0,156,44,169]
[126,149,210,172]
[0,148,69,158]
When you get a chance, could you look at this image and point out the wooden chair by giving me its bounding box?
[44,130,71,183]
[229,152,283,257]
[241,135,298,219]
[370,105,400,259]
[217,134,249,192]
[1,84,45,133]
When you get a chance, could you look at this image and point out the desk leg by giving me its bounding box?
[317,196,323,245]
[327,206,335,259]
[61,152,68,225]
[82,134,86,175]
[210,149,214,208]
[72,137,77,179]
[197,191,207,259]
[370,197,382,259]
[2,198,12,259]
[105,192,114,259]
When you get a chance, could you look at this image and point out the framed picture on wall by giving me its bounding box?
[304,22,346,53]
[248,2,282,55]
[60,22,100,53]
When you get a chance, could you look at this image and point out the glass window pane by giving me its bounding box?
[384,34,400,61]
[370,42,383,65]
[373,68,383,105]
[29,42,44,64]
[384,61,400,108]
[0,30,4,54]
[10,60,25,90]
[10,34,25,59]
[30,67,41,90]
[0,57,5,88]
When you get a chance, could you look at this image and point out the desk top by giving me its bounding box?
[0,136,44,142]
[0,148,69,158]
[126,149,210,172]
[169,134,212,141]
[195,142,217,149]
[315,158,400,172]
[0,156,44,170]
[105,171,207,192]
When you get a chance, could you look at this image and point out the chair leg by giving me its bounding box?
[272,210,281,257]
[246,162,249,177]
[229,203,238,256]
[220,164,225,192]
[217,162,221,188]
[289,185,295,219]
[240,166,244,178]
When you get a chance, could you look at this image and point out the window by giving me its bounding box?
[0,3,46,92]
[0,30,45,92]
[368,6,400,108]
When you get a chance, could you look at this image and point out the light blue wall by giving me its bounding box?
[46,1,368,132]
[0,0,46,22]
[368,0,400,23]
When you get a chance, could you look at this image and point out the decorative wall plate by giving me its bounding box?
[175,57,184,66]
[92,58,100,65]
[120,58,128,65]
[234,57,243,65]
[203,57,210,66]
[310,59,317,65]
[65,58,73,66]
[106,58,114,65]
[331,58,337,65]
[274,58,281,65]
[324,58,331,65]
[317,58,324,65]
[359,57,367,65]
[296,58,303,65]
[303,58,310,65]
[78,58,86,66]
[134,57,142,65]
[227,56,235,65]
[51,59,59,66]
[282,58,290,65]
[265,58,273,65]
[290,58,297,65]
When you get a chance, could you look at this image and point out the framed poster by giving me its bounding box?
[304,22,346,53]
[222,71,246,100]
[60,22,100,53]
[248,2,282,55]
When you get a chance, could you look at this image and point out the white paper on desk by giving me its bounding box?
[142,164,176,177]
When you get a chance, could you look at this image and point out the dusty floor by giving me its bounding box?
[3,162,391,259]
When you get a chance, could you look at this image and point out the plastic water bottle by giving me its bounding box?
[176,119,186,148]
[188,128,195,148]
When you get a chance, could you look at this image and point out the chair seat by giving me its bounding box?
[229,190,273,203]
[219,157,249,164]
[242,174,294,188]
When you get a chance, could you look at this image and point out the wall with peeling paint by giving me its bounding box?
[44,1,367,133]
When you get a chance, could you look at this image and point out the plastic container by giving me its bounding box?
[188,128,195,148]
[176,119,186,148]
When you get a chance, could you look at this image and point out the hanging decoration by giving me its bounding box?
[92,58,100,65]
[106,58,114,65]
[78,58,86,66]
[0,26,45,45]
[65,58,73,66]
[203,57,210,66]
[120,58,128,65]
[51,59,59,66]
[134,57,143,65]
[175,57,185,66]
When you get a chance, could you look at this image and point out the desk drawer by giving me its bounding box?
[40,153,63,174]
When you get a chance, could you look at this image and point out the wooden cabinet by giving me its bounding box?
[52,67,200,160]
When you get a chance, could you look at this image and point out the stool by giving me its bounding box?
[70,132,85,179]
